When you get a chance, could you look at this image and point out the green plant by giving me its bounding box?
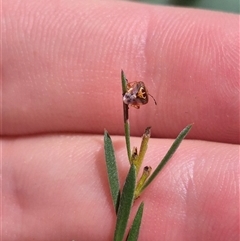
[104,70,192,241]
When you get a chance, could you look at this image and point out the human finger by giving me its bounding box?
[2,0,239,143]
[3,134,239,240]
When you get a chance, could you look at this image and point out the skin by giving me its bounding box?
[2,0,239,240]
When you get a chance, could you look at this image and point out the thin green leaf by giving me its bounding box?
[104,130,121,213]
[134,127,151,174]
[130,147,138,165]
[121,69,128,93]
[121,70,131,162]
[134,166,152,199]
[126,202,144,241]
[124,120,131,162]
[140,124,193,193]
[114,165,136,241]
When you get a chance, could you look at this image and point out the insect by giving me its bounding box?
[123,81,157,109]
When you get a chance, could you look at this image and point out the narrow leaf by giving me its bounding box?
[134,127,151,174]
[140,124,193,193]
[130,147,138,165]
[121,69,128,93]
[121,70,131,162]
[134,166,152,199]
[124,120,131,162]
[114,165,136,241]
[104,130,120,213]
[126,202,144,241]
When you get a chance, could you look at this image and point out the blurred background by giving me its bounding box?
[131,0,239,13]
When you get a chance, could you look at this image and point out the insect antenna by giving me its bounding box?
[148,93,157,105]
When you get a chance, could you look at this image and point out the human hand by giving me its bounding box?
[3,0,239,240]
